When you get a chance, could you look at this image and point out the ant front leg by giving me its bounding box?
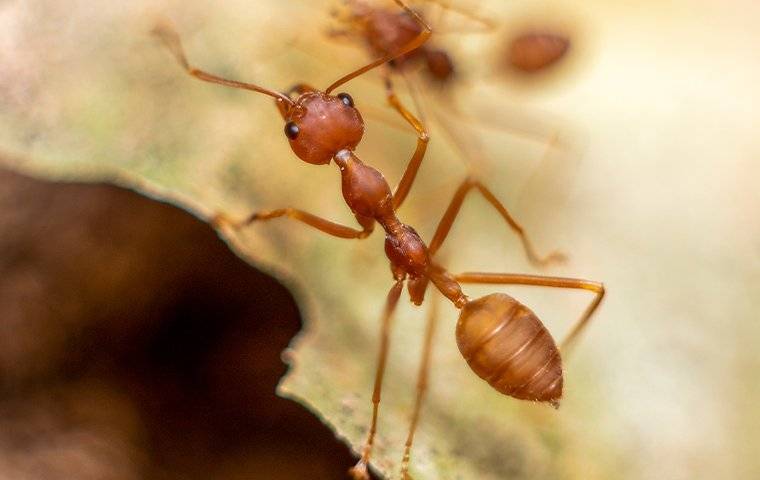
[384,74,430,211]
[454,272,605,353]
[212,209,374,240]
[350,280,405,480]
[422,0,497,34]
[427,177,566,267]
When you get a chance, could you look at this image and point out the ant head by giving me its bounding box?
[280,90,364,165]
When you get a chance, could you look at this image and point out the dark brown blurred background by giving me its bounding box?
[0,165,361,479]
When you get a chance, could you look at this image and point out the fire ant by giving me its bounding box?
[152,1,604,478]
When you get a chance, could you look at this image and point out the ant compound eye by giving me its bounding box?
[284,121,300,140]
[337,92,354,108]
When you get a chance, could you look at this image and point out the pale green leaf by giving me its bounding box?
[1,1,759,479]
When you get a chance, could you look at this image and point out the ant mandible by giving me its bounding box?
[153,1,605,478]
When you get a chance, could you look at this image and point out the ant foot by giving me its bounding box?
[546,250,569,265]
[348,461,371,480]
[209,212,238,230]
[533,250,568,268]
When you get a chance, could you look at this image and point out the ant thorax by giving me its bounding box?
[333,149,394,221]
[283,91,364,165]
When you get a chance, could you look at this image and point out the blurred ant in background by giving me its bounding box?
[328,0,573,263]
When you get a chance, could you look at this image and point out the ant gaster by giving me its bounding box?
[153,2,604,478]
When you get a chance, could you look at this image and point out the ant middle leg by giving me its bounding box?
[427,178,567,267]
[212,210,374,240]
[399,291,439,479]
[454,272,605,353]
[350,280,405,480]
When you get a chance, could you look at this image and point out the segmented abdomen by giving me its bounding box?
[456,293,563,406]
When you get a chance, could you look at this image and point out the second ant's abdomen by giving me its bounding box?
[456,293,563,406]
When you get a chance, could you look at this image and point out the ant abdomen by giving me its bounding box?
[456,293,563,407]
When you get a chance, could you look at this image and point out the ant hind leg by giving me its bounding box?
[454,272,605,354]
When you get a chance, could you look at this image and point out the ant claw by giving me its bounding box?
[209,212,236,230]
[348,461,371,480]
[547,250,569,264]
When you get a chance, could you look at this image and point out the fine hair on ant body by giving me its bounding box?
[152,1,605,478]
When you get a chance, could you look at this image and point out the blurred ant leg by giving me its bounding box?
[212,209,374,239]
[326,27,360,44]
[454,272,605,353]
[384,74,430,210]
[151,21,291,104]
[447,102,571,150]
[362,103,413,132]
[423,0,496,34]
[399,292,439,479]
[326,0,431,93]
[350,280,405,480]
[399,68,428,123]
[428,178,566,266]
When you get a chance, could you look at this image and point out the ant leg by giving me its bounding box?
[454,272,605,353]
[151,20,290,104]
[399,68,428,124]
[399,294,439,479]
[326,0,431,93]
[428,178,566,267]
[384,74,430,210]
[325,28,360,44]
[422,0,497,34]
[350,280,405,480]
[213,210,374,240]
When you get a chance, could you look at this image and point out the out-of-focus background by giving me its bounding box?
[0,166,359,479]
[1,0,759,479]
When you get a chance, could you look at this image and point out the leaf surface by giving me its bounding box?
[1,1,759,479]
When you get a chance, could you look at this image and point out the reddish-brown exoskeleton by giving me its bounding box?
[506,30,571,73]
[329,0,483,85]
[329,0,494,97]
[153,1,604,478]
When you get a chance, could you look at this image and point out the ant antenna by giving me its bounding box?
[151,20,294,107]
